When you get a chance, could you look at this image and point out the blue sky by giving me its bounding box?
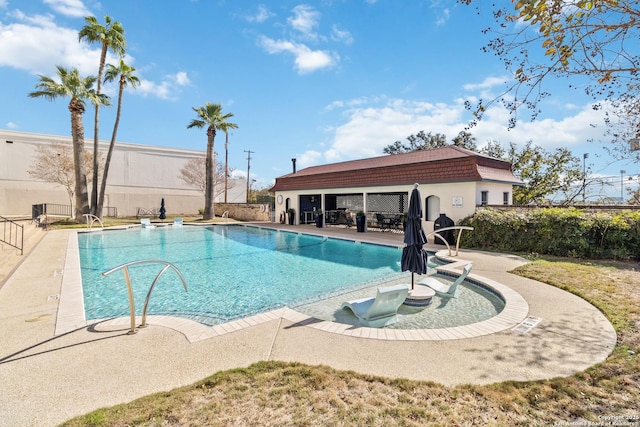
[1,0,637,199]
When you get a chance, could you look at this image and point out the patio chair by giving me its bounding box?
[375,213,391,231]
[417,263,472,298]
[140,218,155,229]
[341,284,409,327]
[345,215,354,228]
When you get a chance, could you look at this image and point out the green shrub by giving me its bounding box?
[459,208,640,260]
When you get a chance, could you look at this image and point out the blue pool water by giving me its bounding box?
[78,225,407,324]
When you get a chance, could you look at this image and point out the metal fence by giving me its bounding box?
[31,203,118,220]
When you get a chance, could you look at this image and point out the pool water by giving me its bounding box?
[78,225,505,328]
[297,277,505,329]
[79,225,406,324]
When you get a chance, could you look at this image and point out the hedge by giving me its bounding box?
[458,207,640,260]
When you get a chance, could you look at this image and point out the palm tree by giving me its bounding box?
[29,66,110,221]
[187,103,238,220]
[97,59,139,218]
[79,15,126,216]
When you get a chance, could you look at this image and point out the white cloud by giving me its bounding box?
[471,102,609,150]
[43,0,91,18]
[6,121,18,129]
[331,25,353,45]
[0,12,101,75]
[0,0,8,8]
[245,5,274,23]
[463,76,508,91]
[322,98,466,162]
[0,11,187,101]
[173,71,190,86]
[258,36,336,73]
[310,95,610,168]
[287,5,320,40]
[134,71,189,99]
[435,8,450,26]
[324,96,370,111]
[255,4,347,73]
[296,150,322,169]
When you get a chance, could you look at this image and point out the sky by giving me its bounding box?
[1,0,638,200]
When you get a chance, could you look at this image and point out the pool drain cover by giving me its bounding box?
[512,316,542,335]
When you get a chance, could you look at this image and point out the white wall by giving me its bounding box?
[0,130,237,216]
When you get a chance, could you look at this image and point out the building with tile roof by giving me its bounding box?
[271,146,522,233]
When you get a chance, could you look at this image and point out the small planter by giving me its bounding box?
[315,213,324,228]
[287,209,296,225]
[356,213,366,232]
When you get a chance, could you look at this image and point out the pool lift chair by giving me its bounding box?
[173,217,183,226]
[417,263,472,298]
[341,284,410,328]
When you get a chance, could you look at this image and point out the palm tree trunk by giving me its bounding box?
[97,81,124,219]
[91,44,109,216]
[203,128,215,220]
[70,99,90,222]
[91,101,100,215]
[224,132,228,203]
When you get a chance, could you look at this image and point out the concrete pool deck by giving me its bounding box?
[0,223,617,426]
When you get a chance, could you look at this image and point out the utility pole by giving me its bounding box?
[224,132,229,203]
[244,150,254,203]
[582,153,588,203]
[621,169,626,203]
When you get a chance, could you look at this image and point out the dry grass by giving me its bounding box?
[61,258,640,427]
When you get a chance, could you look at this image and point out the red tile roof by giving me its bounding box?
[271,146,522,192]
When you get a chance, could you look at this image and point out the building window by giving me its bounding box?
[481,191,488,206]
[503,192,509,205]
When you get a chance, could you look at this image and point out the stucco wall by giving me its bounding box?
[215,203,271,221]
[0,130,245,217]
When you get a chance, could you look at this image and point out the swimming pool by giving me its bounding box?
[78,225,504,328]
[79,225,407,324]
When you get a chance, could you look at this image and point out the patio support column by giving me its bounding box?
[362,191,367,214]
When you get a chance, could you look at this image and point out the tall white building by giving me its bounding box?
[0,129,245,217]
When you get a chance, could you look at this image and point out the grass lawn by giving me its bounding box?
[60,257,639,426]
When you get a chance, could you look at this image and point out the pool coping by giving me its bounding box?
[57,228,529,342]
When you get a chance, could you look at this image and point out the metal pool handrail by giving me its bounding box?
[425,226,474,256]
[82,213,104,229]
[102,260,188,334]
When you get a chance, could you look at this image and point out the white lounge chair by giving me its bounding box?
[340,284,409,328]
[173,217,183,226]
[140,218,155,229]
[417,263,472,298]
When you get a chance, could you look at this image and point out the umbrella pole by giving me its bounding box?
[411,273,414,290]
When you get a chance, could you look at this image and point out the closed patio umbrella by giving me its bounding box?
[401,183,428,289]
[159,198,166,221]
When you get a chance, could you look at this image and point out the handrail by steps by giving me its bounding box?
[0,215,24,255]
[102,260,188,334]
[82,213,104,229]
[425,226,474,257]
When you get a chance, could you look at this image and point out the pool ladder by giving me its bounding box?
[102,260,188,335]
[426,226,474,256]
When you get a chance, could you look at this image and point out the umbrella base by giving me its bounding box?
[403,285,435,308]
